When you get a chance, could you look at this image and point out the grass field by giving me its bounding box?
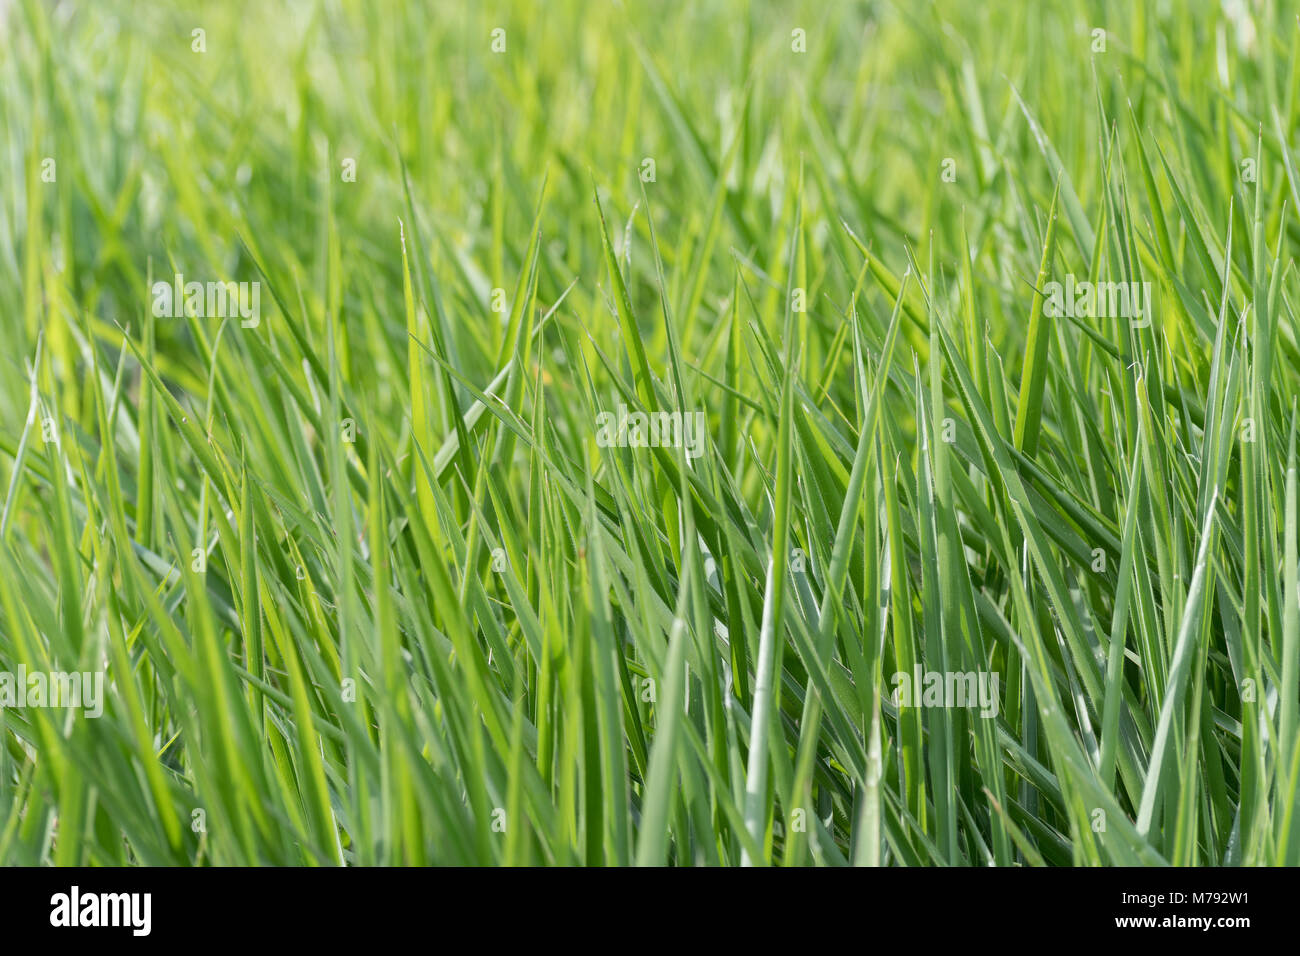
[0,0,1298,866]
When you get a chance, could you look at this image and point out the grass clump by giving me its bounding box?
[0,0,1297,865]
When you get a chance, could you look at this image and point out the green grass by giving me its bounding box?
[0,0,1297,865]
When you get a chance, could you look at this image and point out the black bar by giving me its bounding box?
[0,866,1280,944]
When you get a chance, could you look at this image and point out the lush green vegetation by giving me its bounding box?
[0,0,1297,865]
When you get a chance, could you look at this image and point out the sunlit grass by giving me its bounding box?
[0,0,1296,865]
